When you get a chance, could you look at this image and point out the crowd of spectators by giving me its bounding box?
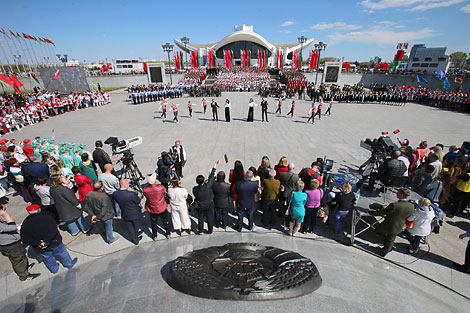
[178,68,206,86]
[0,90,110,134]
[213,68,271,91]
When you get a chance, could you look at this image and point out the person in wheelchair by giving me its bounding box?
[364,150,407,192]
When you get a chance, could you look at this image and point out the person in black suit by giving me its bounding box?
[92,140,118,176]
[192,161,219,234]
[211,99,220,121]
[261,98,268,122]
[212,171,231,229]
[112,179,142,245]
[234,170,259,232]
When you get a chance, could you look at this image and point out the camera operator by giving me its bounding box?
[170,140,187,178]
[93,140,120,177]
[156,152,174,190]
[364,150,407,192]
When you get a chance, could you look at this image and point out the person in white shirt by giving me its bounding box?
[404,198,435,254]
[167,178,191,235]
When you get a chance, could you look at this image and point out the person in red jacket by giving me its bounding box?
[22,139,34,158]
[143,174,171,239]
[71,166,93,202]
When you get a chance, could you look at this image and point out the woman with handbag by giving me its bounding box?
[404,197,435,254]
[287,180,307,236]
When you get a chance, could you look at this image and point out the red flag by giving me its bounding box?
[9,73,24,88]
[0,73,12,86]
[0,28,11,39]
[53,70,60,80]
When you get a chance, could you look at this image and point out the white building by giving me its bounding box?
[174,24,314,67]
[405,44,450,73]
[114,59,144,74]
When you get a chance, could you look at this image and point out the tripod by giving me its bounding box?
[119,158,144,197]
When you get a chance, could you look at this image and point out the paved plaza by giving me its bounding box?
[1,90,470,312]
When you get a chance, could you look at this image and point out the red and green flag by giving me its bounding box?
[455,77,463,84]
[0,73,12,87]
[0,27,11,39]
[53,70,60,80]
[29,72,40,84]
[180,51,184,69]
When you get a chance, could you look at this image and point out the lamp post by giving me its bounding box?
[314,41,327,86]
[56,54,68,66]
[298,36,307,69]
[181,37,190,68]
[162,43,174,84]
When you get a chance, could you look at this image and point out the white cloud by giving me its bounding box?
[281,21,294,27]
[361,9,375,13]
[280,30,292,34]
[310,22,363,31]
[460,3,470,12]
[360,0,464,11]
[360,0,422,10]
[329,27,436,45]
[409,0,464,11]
[300,29,308,33]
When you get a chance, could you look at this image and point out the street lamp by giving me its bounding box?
[314,41,327,86]
[162,42,174,84]
[180,36,190,67]
[56,54,68,66]
[298,36,307,69]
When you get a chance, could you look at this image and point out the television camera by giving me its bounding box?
[358,135,398,178]
[104,136,145,195]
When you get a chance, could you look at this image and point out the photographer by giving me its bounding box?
[156,152,174,190]
[93,140,119,176]
[364,150,407,192]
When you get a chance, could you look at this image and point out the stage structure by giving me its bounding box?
[174,25,314,67]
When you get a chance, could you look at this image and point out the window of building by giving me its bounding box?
[116,65,122,68]
[424,57,432,61]
[413,58,419,61]
[420,63,429,67]
[429,63,438,67]
[438,57,447,62]
[412,63,420,67]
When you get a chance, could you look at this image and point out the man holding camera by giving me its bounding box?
[156,151,174,190]
[93,140,119,176]
[364,150,407,191]
[170,140,187,178]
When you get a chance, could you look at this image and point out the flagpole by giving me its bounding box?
[27,39,40,67]
[7,35,22,72]
[36,40,48,66]
[22,37,36,71]
[32,39,45,67]
[46,44,56,66]
[16,37,33,73]
[0,39,14,73]
[39,41,50,67]
[2,36,16,73]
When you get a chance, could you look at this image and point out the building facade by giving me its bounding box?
[174,25,314,67]
[405,44,450,73]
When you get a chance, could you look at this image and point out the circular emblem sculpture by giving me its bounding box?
[166,243,322,300]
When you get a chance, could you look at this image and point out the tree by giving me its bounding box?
[319,57,337,64]
[450,51,468,69]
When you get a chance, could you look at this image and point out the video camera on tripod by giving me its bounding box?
[358,135,398,177]
[104,136,145,195]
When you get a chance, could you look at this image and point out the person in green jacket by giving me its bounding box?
[366,188,414,257]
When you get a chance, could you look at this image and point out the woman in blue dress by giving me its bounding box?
[288,180,307,236]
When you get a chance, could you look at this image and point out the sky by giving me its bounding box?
[1,0,469,64]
